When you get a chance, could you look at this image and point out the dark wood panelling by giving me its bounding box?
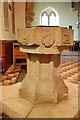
[0,40,13,73]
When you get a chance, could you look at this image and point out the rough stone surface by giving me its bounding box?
[17,27,73,104]
[17,27,73,48]
[19,54,68,104]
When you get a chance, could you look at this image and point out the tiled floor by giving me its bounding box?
[61,54,80,84]
[0,65,21,86]
[0,51,80,86]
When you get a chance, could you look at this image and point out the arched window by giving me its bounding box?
[40,7,59,26]
[49,12,56,26]
[41,12,48,26]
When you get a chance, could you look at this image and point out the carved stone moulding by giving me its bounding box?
[17,26,73,49]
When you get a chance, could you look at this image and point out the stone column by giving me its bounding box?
[19,54,68,104]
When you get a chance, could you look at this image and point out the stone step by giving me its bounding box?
[2,98,34,118]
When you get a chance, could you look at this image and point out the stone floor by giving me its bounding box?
[0,81,79,119]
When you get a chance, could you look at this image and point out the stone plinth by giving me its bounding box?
[1,82,78,118]
[17,26,73,104]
